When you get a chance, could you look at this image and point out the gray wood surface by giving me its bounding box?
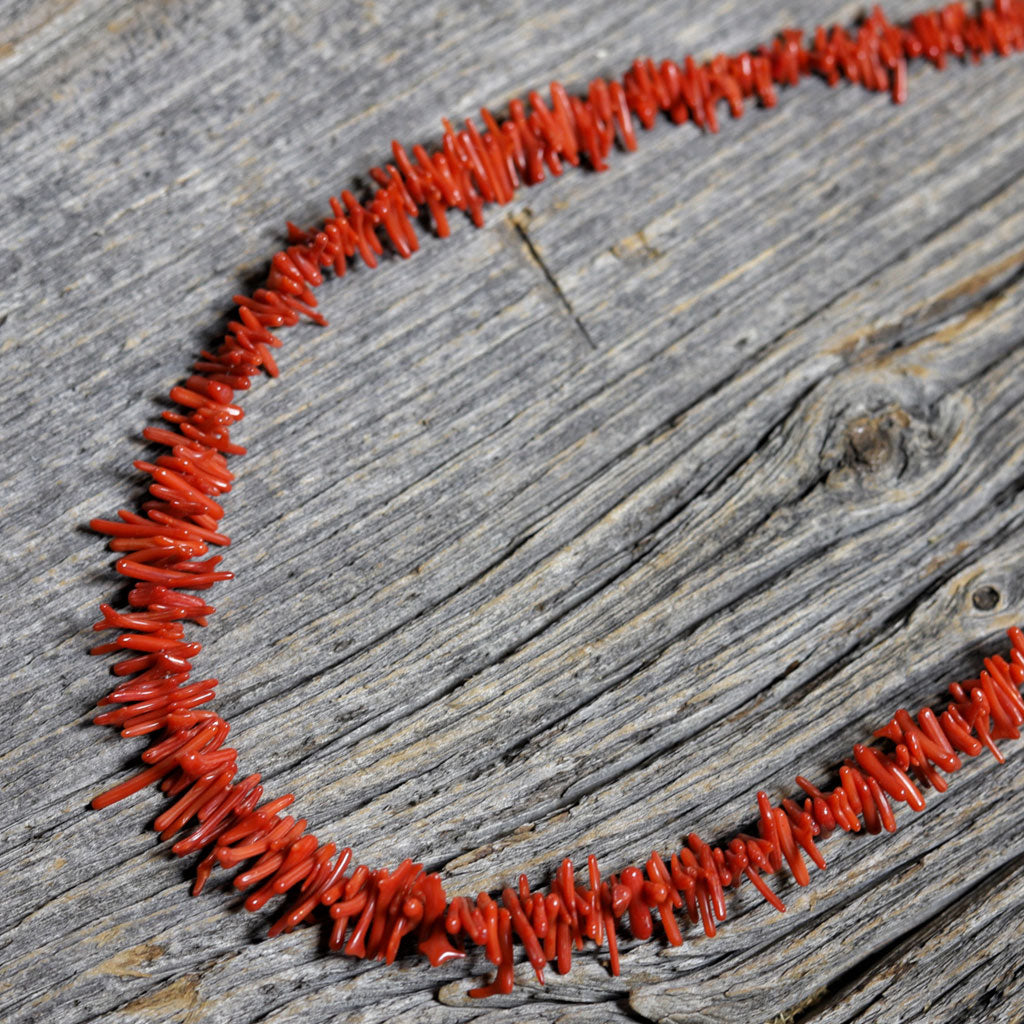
[2,0,1024,1021]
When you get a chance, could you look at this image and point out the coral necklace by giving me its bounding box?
[88,1,1024,998]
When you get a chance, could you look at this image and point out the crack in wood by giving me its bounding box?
[510,214,598,350]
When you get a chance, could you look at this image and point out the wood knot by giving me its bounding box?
[844,408,910,470]
[823,390,968,504]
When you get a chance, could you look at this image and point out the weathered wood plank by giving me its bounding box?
[2,0,1024,1021]
[803,853,1024,1024]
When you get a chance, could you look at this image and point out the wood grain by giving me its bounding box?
[2,0,1024,1021]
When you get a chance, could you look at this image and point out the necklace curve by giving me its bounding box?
[89,1,1024,999]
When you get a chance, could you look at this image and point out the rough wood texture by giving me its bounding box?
[2,1,1024,1021]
